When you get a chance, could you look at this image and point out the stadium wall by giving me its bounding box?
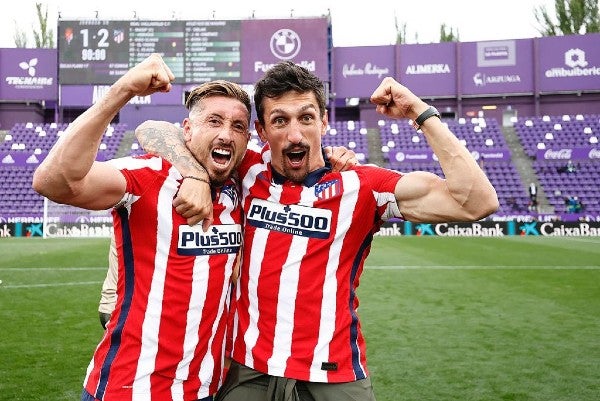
[0,103,45,129]
[119,104,188,128]
[1,32,599,127]
[538,93,600,116]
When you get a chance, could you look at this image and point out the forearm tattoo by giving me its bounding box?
[136,124,208,176]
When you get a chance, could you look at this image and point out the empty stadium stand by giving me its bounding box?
[1,115,599,222]
[514,114,600,216]
[1,122,129,218]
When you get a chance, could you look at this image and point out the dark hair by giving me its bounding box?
[254,61,326,125]
[186,80,252,124]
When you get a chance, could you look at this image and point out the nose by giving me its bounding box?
[217,124,235,142]
[287,121,303,144]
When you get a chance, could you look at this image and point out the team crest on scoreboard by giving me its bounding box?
[113,30,125,44]
[315,179,340,200]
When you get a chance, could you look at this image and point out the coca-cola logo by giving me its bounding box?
[589,149,600,159]
[544,149,572,160]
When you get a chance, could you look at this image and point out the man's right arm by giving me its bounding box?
[136,120,213,228]
[370,77,499,222]
[32,54,176,209]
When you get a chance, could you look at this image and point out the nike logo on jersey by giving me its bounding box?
[178,224,242,256]
[247,198,332,239]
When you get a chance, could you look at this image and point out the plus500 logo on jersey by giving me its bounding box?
[178,224,242,256]
[247,198,332,239]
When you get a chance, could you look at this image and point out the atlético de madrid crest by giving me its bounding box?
[315,179,340,200]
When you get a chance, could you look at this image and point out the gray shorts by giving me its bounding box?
[215,361,377,401]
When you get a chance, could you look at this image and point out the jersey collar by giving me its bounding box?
[270,148,332,187]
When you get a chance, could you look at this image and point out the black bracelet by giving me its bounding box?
[412,106,441,131]
[182,175,210,185]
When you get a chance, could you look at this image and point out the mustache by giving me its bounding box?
[283,142,310,153]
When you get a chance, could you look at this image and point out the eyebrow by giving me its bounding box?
[268,103,318,118]
[201,112,247,122]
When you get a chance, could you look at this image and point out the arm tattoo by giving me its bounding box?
[135,123,208,176]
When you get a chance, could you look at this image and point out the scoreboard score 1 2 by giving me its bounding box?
[58,20,241,85]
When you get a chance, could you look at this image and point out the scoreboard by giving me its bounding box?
[58,20,241,84]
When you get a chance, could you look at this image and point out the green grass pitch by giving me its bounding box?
[0,236,599,401]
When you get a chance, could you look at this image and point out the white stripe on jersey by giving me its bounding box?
[266,185,315,374]
[133,166,179,399]
[309,171,360,381]
[108,155,164,171]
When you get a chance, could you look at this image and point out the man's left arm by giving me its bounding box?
[324,146,359,171]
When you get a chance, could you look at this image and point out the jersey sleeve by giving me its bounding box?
[106,155,171,208]
[355,164,404,220]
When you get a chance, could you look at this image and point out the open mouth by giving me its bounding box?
[286,149,307,167]
[212,148,232,166]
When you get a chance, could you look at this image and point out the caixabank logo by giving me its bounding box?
[0,222,43,237]
[415,223,435,236]
[378,220,600,237]
[516,221,600,236]
[518,222,540,236]
[410,222,506,236]
[539,222,600,236]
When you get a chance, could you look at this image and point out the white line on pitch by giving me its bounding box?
[0,281,103,289]
[0,267,107,271]
[366,265,600,270]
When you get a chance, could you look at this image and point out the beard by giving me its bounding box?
[281,163,310,183]
[279,142,312,183]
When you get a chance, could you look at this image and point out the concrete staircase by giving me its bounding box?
[501,125,553,213]
[114,131,138,158]
[366,128,384,166]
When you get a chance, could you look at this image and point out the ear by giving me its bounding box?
[254,119,267,142]
[321,110,329,137]
[182,117,192,142]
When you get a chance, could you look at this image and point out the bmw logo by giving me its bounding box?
[270,29,301,60]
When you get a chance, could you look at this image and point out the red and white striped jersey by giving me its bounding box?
[84,155,242,401]
[230,147,403,382]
